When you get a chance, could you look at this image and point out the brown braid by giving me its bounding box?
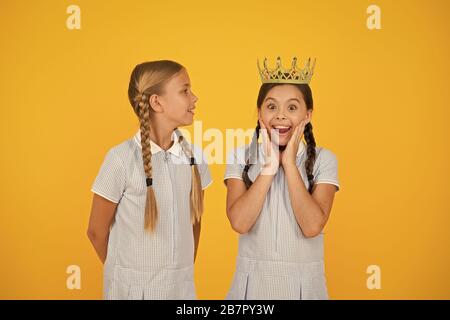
[243,121,260,188]
[303,122,316,194]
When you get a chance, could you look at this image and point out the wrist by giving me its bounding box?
[282,161,298,171]
[261,163,278,176]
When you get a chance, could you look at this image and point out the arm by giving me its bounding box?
[226,120,279,234]
[225,173,274,234]
[284,163,336,238]
[87,193,117,263]
[280,121,337,238]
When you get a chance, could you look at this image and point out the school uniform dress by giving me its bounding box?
[91,130,212,300]
[224,141,340,300]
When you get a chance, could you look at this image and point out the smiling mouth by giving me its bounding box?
[271,125,292,135]
[188,107,195,115]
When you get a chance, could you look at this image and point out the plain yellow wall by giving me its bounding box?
[1,0,449,299]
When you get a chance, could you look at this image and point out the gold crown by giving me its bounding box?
[257,56,316,84]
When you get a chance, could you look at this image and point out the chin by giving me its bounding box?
[181,117,194,126]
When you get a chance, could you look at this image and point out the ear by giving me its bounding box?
[305,110,313,124]
[149,94,164,113]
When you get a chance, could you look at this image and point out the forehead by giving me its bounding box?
[265,84,304,102]
[165,68,190,89]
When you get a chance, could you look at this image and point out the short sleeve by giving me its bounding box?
[314,149,340,191]
[192,145,212,190]
[91,149,126,203]
[224,147,246,184]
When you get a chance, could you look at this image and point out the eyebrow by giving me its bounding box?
[182,83,190,87]
[265,97,301,103]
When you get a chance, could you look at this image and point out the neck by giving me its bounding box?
[148,119,176,151]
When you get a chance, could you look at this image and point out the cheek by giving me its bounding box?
[289,111,306,125]
[170,96,188,113]
[259,110,272,125]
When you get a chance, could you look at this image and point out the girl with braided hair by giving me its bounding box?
[224,57,340,299]
[87,60,212,299]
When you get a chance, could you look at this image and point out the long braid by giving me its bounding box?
[137,93,158,231]
[303,122,316,194]
[243,121,261,188]
[127,60,185,232]
[176,129,204,224]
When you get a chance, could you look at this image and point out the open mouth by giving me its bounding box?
[271,125,292,135]
[188,107,195,115]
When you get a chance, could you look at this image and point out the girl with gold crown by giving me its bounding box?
[224,57,340,299]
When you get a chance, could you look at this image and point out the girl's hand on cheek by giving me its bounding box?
[259,119,280,176]
[281,119,308,167]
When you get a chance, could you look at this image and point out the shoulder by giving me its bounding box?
[104,136,139,165]
[311,146,340,190]
[226,144,252,165]
[188,143,213,189]
[189,143,209,165]
[315,146,338,165]
[311,146,339,178]
[299,145,338,168]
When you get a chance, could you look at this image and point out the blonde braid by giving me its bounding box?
[175,130,204,224]
[137,93,159,231]
[127,60,186,231]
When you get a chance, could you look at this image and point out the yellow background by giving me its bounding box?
[1,0,449,299]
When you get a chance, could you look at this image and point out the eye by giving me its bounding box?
[184,89,189,94]
[288,104,298,111]
[267,104,276,110]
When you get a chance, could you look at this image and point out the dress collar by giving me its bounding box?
[133,130,183,157]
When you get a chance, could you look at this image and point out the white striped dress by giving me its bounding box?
[224,141,340,300]
[91,130,212,299]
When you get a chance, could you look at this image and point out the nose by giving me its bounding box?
[192,92,198,103]
[275,111,286,120]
